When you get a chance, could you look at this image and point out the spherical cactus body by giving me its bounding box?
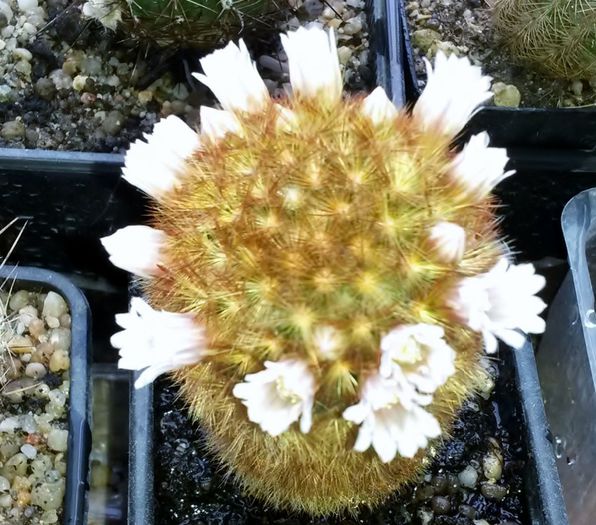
[102,28,547,516]
[493,0,596,79]
[82,0,286,47]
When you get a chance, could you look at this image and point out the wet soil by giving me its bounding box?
[153,358,527,525]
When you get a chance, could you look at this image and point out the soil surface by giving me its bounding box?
[153,359,527,525]
[0,0,372,152]
[0,289,72,524]
[405,0,596,108]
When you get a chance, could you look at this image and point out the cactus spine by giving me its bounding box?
[493,0,596,79]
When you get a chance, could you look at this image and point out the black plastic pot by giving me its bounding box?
[0,265,91,525]
[0,148,146,364]
[398,0,596,151]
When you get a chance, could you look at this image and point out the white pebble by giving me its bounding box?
[483,450,503,481]
[46,316,60,328]
[0,416,19,432]
[17,0,37,10]
[42,291,68,319]
[25,362,47,380]
[0,476,9,492]
[0,494,11,507]
[458,465,478,488]
[49,69,72,90]
[72,74,88,91]
[12,47,32,61]
[47,429,68,452]
[20,414,37,433]
[49,328,71,353]
[0,1,13,22]
[9,290,29,311]
[20,443,37,459]
[22,20,37,33]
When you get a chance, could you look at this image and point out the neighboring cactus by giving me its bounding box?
[82,0,287,47]
[493,0,596,79]
[102,28,547,516]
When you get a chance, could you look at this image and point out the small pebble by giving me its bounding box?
[34,78,57,101]
[571,80,583,96]
[101,110,124,135]
[46,316,60,328]
[49,350,69,372]
[49,328,71,352]
[0,477,9,492]
[42,292,68,319]
[20,444,37,459]
[492,82,522,107]
[458,465,478,488]
[12,47,32,61]
[1,120,25,140]
[480,481,508,501]
[431,495,451,514]
[2,378,36,403]
[17,0,37,10]
[47,429,68,452]
[25,362,47,380]
[459,504,477,518]
[483,449,503,481]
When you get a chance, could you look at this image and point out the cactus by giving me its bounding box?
[102,28,547,516]
[82,0,287,47]
[493,0,596,79]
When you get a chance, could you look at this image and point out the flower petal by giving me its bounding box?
[200,106,242,141]
[280,26,342,104]
[122,116,199,200]
[101,225,166,278]
[361,87,398,125]
[112,297,204,388]
[344,372,443,462]
[451,132,513,201]
[193,39,269,113]
[233,359,316,436]
[428,221,466,263]
[451,259,546,353]
[413,52,492,137]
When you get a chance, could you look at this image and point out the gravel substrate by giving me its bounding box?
[0,288,71,524]
[0,0,371,152]
[405,0,596,108]
[153,359,526,525]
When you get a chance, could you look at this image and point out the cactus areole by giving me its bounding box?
[102,27,547,515]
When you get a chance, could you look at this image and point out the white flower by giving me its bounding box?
[111,297,205,389]
[380,324,456,394]
[428,221,466,263]
[449,258,547,353]
[280,26,342,104]
[413,52,492,137]
[193,39,270,113]
[361,86,398,125]
[451,132,514,200]
[101,225,166,278]
[232,359,316,436]
[122,115,200,200]
[343,373,441,462]
[82,0,121,30]
[199,106,242,141]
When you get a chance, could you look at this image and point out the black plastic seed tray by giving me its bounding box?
[398,0,596,153]
[0,265,91,525]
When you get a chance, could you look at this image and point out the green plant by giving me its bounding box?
[493,0,596,79]
[82,0,288,47]
[102,29,547,515]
